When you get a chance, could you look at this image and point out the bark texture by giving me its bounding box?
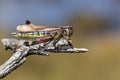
[0,38,88,79]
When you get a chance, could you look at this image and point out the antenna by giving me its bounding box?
[73,20,79,30]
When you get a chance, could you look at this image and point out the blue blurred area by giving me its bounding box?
[0,0,120,29]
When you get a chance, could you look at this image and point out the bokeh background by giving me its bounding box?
[0,0,120,80]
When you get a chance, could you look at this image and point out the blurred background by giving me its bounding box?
[0,0,120,80]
